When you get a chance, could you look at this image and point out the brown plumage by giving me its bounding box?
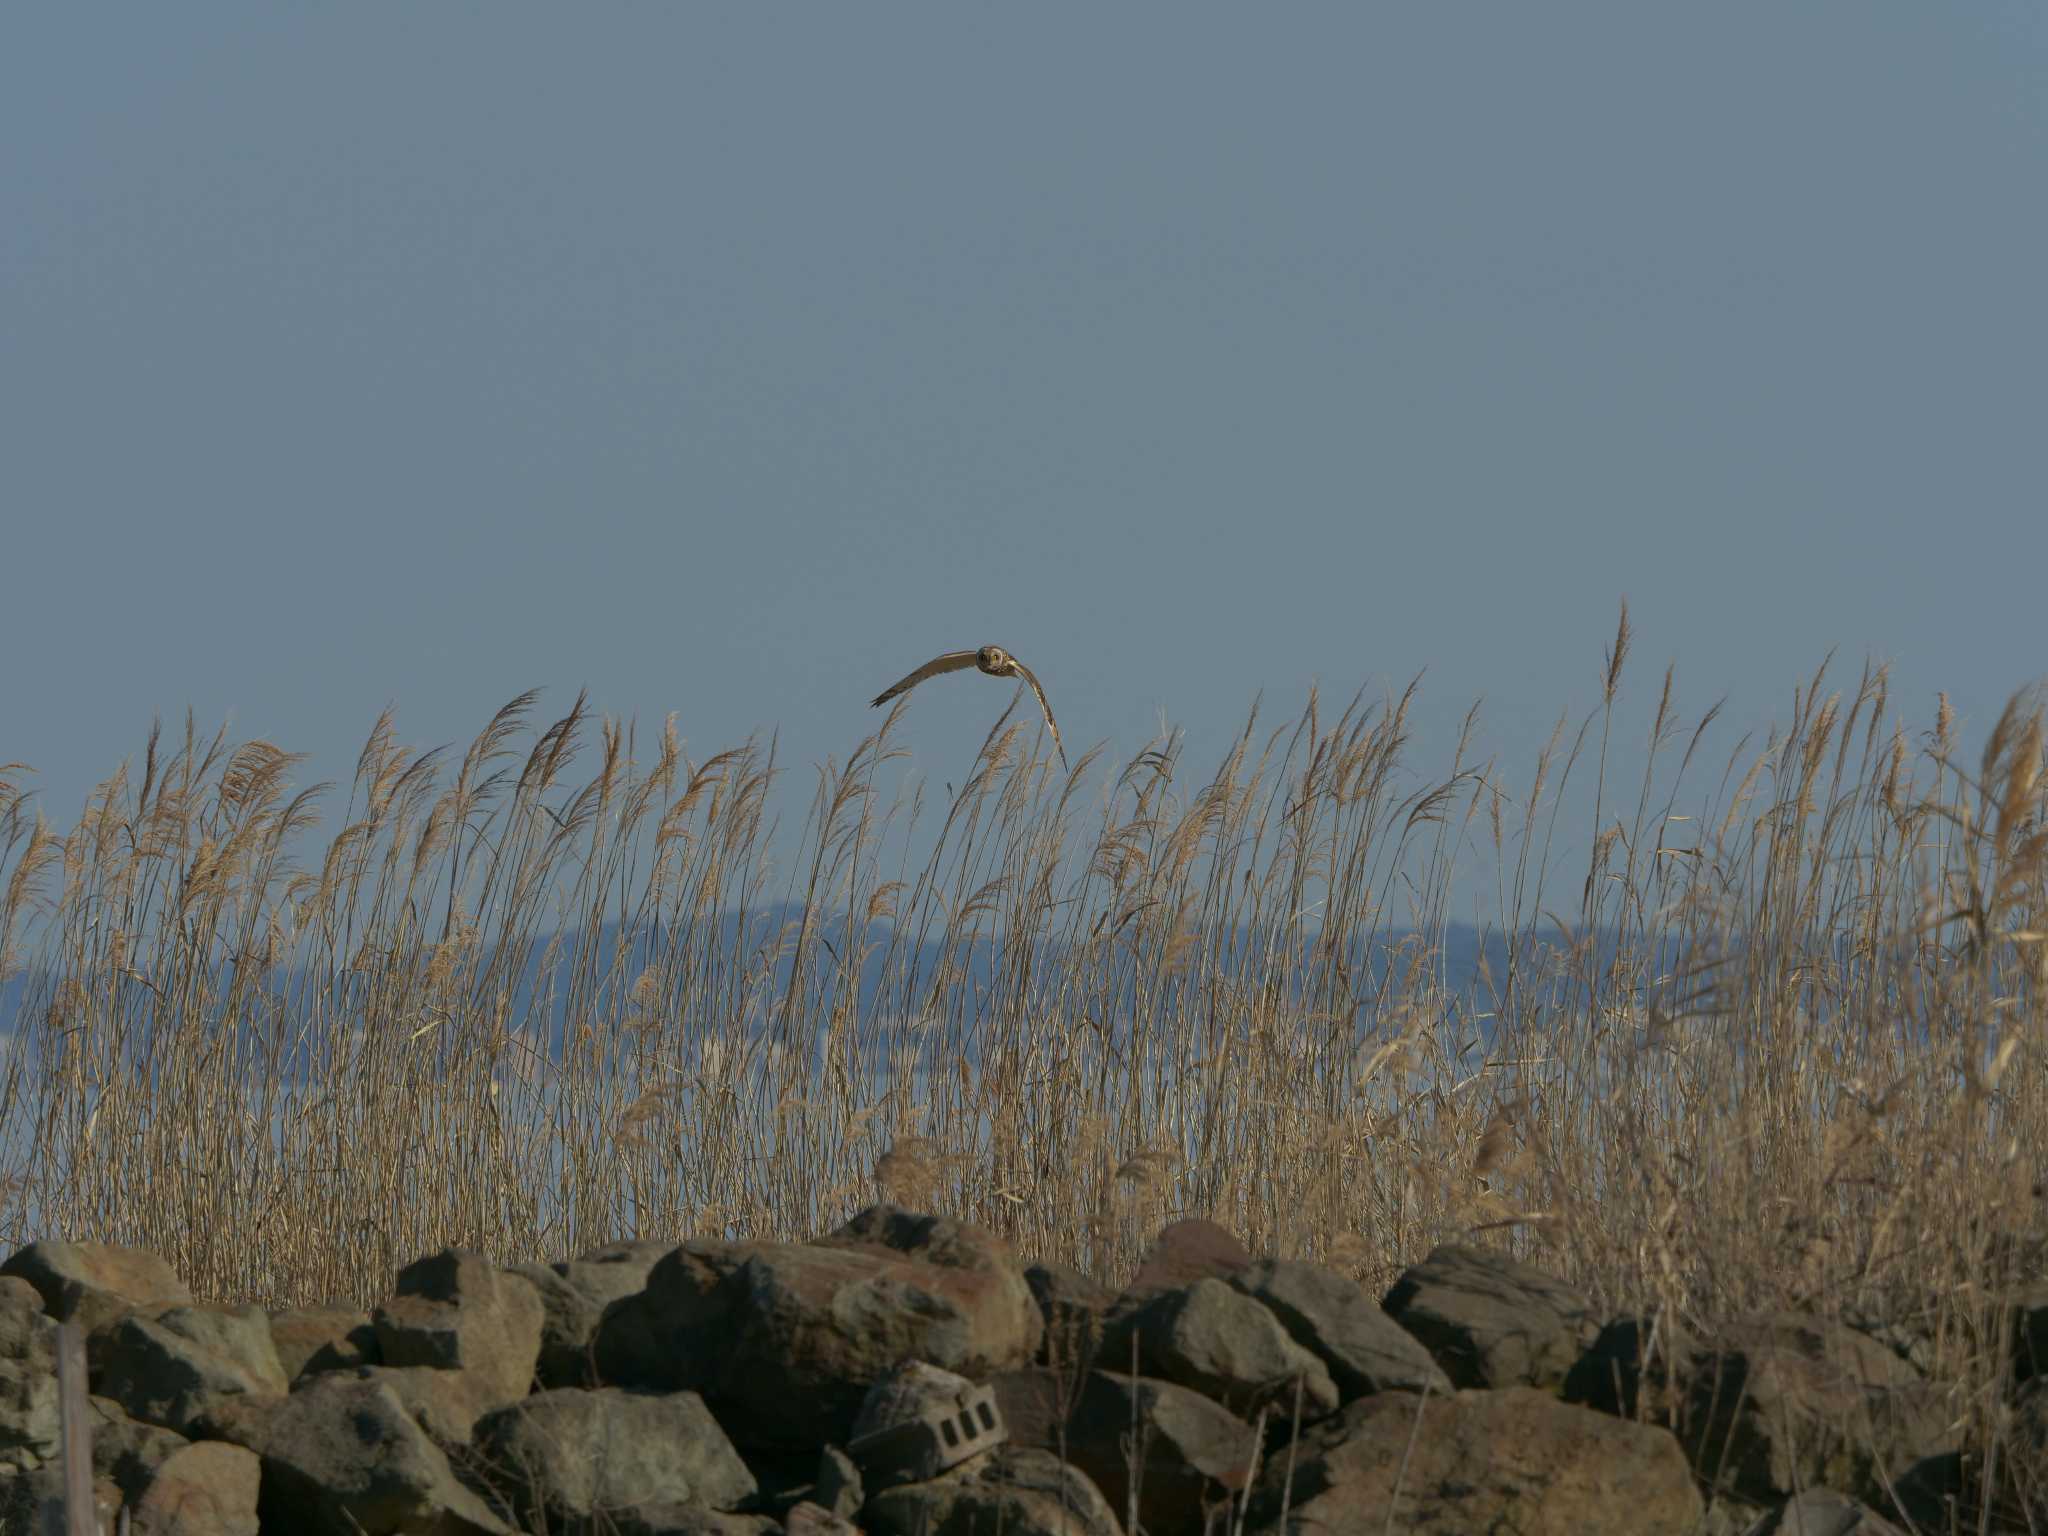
[869,644,1067,770]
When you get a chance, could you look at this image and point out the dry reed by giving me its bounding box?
[0,628,2043,1502]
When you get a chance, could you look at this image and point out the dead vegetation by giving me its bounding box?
[1,610,2043,1473]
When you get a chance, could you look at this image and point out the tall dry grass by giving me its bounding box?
[0,613,2042,1442]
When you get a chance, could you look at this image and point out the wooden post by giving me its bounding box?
[54,1321,95,1536]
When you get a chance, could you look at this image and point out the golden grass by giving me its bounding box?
[0,620,2043,1463]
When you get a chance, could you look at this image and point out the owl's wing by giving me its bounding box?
[1010,659,1068,771]
[870,650,981,708]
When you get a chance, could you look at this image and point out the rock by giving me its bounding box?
[514,1237,670,1390]
[244,1374,513,1534]
[1232,1258,1452,1401]
[0,1239,193,1333]
[785,1501,861,1535]
[129,1440,262,1536]
[91,1304,288,1435]
[0,1356,59,1473]
[1097,1277,1339,1421]
[84,1393,190,1504]
[1566,1311,1948,1507]
[0,1277,53,1368]
[1065,1371,1257,1536]
[1380,1243,1597,1390]
[865,1445,1123,1536]
[0,1463,123,1534]
[826,1206,1027,1275]
[2001,1376,2048,1526]
[606,1509,780,1536]
[851,1359,978,1440]
[472,1386,757,1526]
[1026,1262,1112,1370]
[2014,1284,2048,1383]
[1119,1220,1253,1307]
[372,1248,544,1409]
[1243,1386,1704,1535]
[813,1443,863,1520]
[990,1368,1082,1453]
[270,1306,379,1381]
[599,1233,1039,1449]
[342,1364,506,1445]
[1742,1489,1907,1536]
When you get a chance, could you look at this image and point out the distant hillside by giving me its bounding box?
[0,909,1630,1058]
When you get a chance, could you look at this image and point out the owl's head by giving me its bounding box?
[978,645,1011,671]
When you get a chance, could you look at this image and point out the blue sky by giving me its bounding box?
[5,6,2044,917]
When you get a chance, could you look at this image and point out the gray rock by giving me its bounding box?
[813,1443,863,1520]
[1096,1277,1339,1419]
[90,1304,288,1436]
[1244,1386,1704,1536]
[1381,1243,1598,1390]
[851,1359,978,1440]
[0,1278,53,1369]
[1065,1370,1257,1536]
[473,1386,757,1526]
[1233,1258,1452,1401]
[866,1445,1123,1536]
[83,1393,190,1504]
[0,1356,60,1472]
[514,1237,670,1390]
[372,1248,544,1412]
[1566,1310,1949,1507]
[341,1364,505,1446]
[243,1374,513,1535]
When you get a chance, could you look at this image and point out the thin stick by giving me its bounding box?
[56,1322,95,1536]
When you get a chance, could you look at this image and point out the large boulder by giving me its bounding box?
[0,1240,193,1333]
[1232,1259,1452,1400]
[512,1237,670,1390]
[337,1365,507,1446]
[127,1440,262,1536]
[1025,1262,1112,1370]
[372,1249,544,1411]
[1566,1311,1949,1507]
[80,1394,191,1506]
[91,1305,288,1436]
[473,1387,756,1529]
[235,1374,512,1535]
[1381,1244,1597,1390]
[1064,1371,1258,1536]
[1243,1386,1704,1535]
[1095,1278,1339,1419]
[595,1220,1039,1449]
[1117,1220,1253,1309]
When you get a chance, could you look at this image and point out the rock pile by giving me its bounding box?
[0,1214,2037,1534]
